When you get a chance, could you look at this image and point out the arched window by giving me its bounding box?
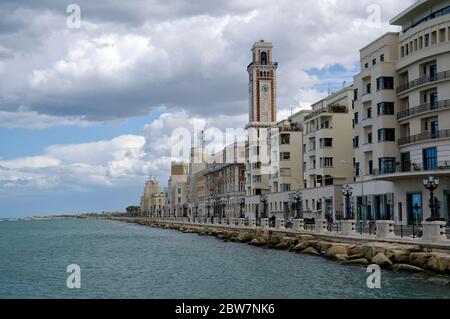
[261,51,267,65]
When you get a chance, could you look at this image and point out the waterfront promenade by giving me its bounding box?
[110,216,450,279]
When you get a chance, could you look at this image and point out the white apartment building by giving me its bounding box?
[301,86,355,220]
[265,111,309,220]
[352,0,450,225]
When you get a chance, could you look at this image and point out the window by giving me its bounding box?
[354,89,358,101]
[372,58,376,65]
[280,134,290,145]
[423,147,437,171]
[281,184,291,192]
[368,160,373,175]
[253,175,262,183]
[365,63,369,69]
[367,107,372,119]
[280,152,290,161]
[366,83,371,94]
[355,162,360,177]
[376,77,394,90]
[261,51,267,65]
[320,157,333,168]
[377,102,395,115]
[367,132,373,144]
[353,136,359,148]
[321,138,333,148]
[378,128,396,142]
[379,157,396,174]
[354,112,359,124]
[380,54,385,62]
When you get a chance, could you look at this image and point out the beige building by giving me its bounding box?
[140,179,161,217]
[202,142,246,219]
[265,111,310,220]
[351,0,450,225]
[301,86,355,220]
[167,162,189,217]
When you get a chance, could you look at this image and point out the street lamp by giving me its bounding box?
[220,198,227,223]
[290,191,302,218]
[423,176,441,221]
[239,198,246,218]
[342,184,353,220]
[260,195,269,219]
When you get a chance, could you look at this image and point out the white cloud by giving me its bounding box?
[0,135,149,189]
[0,0,415,125]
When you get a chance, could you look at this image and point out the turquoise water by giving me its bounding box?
[0,218,449,299]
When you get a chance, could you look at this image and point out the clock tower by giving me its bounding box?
[246,40,278,129]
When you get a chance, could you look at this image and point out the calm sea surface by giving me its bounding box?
[0,218,449,299]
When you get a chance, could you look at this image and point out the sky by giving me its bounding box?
[0,0,415,217]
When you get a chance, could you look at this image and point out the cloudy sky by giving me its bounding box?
[0,0,414,217]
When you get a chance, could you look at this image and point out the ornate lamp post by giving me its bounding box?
[260,195,269,219]
[423,176,441,221]
[291,191,302,218]
[342,184,353,220]
[220,198,227,223]
[239,198,246,218]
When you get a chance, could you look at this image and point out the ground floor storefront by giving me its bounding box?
[349,178,450,226]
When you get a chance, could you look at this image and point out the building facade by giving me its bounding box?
[351,0,450,225]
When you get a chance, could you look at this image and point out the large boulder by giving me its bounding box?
[372,252,393,268]
[348,245,364,256]
[410,252,433,268]
[343,258,369,266]
[301,247,320,256]
[393,264,426,273]
[248,239,265,247]
[388,249,410,264]
[335,254,348,262]
[434,254,450,273]
[290,241,310,252]
[325,244,349,259]
[238,232,255,243]
[362,243,387,260]
[281,237,299,246]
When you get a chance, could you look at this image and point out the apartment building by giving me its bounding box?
[202,142,246,219]
[265,111,309,220]
[149,192,165,217]
[167,162,189,217]
[301,86,355,220]
[140,179,161,216]
[351,0,450,225]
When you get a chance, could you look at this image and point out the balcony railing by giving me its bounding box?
[397,99,450,120]
[372,161,450,176]
[396,71,450,94]
[398,129,450,146]
[304,105,347,121]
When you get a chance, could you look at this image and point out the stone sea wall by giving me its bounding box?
[111,217,450,282]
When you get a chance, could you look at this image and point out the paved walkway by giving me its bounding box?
[144,218,450,251]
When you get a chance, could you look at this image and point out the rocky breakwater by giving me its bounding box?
[112,218,450,283]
